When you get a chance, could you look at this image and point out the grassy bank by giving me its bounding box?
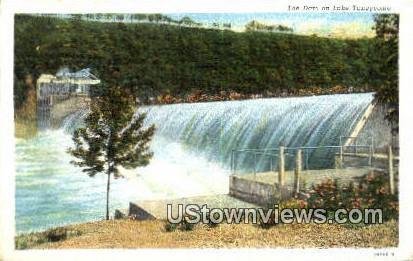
[16,219,398,249]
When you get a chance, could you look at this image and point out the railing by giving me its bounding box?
[231,136,375,175]
[230,138,397,197]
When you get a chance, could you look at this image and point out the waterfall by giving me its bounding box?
[16,92,376,233]
[61,108,89,133]
[59,92,375,171]
[140,93,375,172]
[56,93,373,172]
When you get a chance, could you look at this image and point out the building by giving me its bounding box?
[37,68,100,129]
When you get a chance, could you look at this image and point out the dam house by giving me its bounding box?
[36,68,100,129]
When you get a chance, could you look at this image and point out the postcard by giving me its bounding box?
[1,0,413,260]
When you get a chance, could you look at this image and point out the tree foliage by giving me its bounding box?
[68,86,155,219]
[245,20,293,33]
[371,14,399,133]
[15,14,382,108]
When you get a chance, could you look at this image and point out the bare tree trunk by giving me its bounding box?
[106,129,113,220]
[106,164,111,220]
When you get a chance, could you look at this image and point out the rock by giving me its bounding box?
[114,209,126,219]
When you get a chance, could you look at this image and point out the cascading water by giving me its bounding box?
[141,93,375,172]
[15,93,374,233]
[61,107,90,132]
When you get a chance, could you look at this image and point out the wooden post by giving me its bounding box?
[253,152,257,177]
[270,156,273,172]
[368,145,373,167]
[233,150,237,175]
[371,137,375,156]
[355,138,358,155]
[388,145,395,195]
[231,150,234,174]
[305,151,309,170]
[294,149,302,195]
[278,146,285,188]
[339,145,343,169]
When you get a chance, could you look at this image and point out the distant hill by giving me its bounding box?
[15,14,379,108]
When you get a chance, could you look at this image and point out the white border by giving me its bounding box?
[1,0,413,260]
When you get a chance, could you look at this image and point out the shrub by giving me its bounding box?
[179,216,196,231]
[164,222,178,232]
[46,227,67,242]
[15,237,28,250]
[15,232,50,249]
[205,212,222,228]
[307,179,356,210]
[306,171,398,222]
[356,171,398,221]
[164,215,196,232]
[15,228,82,249]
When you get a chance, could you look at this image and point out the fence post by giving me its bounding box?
[278,146,285,199]
[339,145,343,169]
[253,152,257,177]
[371,137,375,157]
[294,149,302,196]
[368,145,373,167]
[355,138,358,155]
[305,151,309,170]
[388,145,395,195]
[270,156,273,172]
[233,150,237,175]
[231,150,234,174]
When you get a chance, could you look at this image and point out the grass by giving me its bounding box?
[15,219,398,249]
[15,227,82,249]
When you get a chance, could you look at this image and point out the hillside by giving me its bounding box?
[14,14,380,109]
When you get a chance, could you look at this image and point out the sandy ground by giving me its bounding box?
[19,219,398,249]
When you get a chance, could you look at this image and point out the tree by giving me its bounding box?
[68,86,156,220]
[116,14,124,23]
[179,16,196,27]
[245,20,293,33]
[372,14,399,134]
[14,14,378,114]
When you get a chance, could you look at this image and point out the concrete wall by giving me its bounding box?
[229,176,275,206]
[356,104,396,152]
[229,175,293,206]
[335,153,399,171]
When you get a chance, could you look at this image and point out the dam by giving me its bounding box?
[126,93,397,218]
[16,92,397,232]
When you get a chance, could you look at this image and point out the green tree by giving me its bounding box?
[14,14,378,114]
[68,86,156,220]
[372,14,399,133]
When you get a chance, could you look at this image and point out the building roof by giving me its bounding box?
[37,68,101,85]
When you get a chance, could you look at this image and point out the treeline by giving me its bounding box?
[15,14,380,109]
[35,13,203,27]
[245,20,293,33]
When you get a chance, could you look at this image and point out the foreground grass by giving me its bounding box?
[16,219,398,249]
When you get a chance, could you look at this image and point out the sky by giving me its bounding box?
[166,13,376,38]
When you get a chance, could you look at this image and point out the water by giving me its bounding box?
[15,93,374,233]
[141,93,375,170]
[15,131,229,234]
